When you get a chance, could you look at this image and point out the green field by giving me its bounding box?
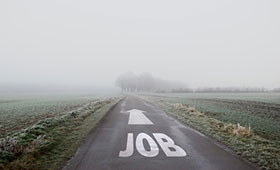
[148,92,280,104]
[0,95,88,137]
[0,93,120,137]
[140,93,280,170]
[145,93,280,139]
[0,93,122,169]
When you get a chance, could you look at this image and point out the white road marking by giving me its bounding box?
[127,109,153,125]
[119,133,186,157]
[153,133,187,157]
[119,133,134,157]
[136,133,159,157]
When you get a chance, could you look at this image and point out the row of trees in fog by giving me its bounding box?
[115,72,278,93]
[115,72,187,92]
[155,87,270,93]
[193,87,267,93]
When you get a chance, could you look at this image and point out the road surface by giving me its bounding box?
[63,96,257,170]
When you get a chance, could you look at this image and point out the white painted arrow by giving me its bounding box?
[127,109,154,125]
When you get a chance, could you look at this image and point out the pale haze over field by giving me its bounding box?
[1,0,280,90]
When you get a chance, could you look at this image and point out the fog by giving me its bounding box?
[1,0,280,92]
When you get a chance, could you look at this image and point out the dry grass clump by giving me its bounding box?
[145,97,280,170]
[172,103,190,111]
[233,123,252,137]
[172,103,204,117]
[210,119,253,137]
[172,103,186,109]
[0,136,23,154]
[0,123,51,165]
[172,103,253,137]
[0,97,120,169]
[26,135,48,152]
[0,136,23,165]
[187,107,196,112]
[189,109,204,117]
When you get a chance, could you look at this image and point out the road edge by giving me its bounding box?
[136,95,260,170]
[62,97,125,170]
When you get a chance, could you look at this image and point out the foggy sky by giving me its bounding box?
[1,0,280,89]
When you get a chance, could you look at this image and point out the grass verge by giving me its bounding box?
[140,95,280,170]
[0,97,122,170]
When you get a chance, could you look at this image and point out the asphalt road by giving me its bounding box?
[63,96,257,170]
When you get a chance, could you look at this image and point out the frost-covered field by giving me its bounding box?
[143,92,280,139]
[0,93,122,169]
[140,93,280,170]
[148,92,280,104]
[0,95,98,137]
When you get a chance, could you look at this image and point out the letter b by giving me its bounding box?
[153,133,187,157]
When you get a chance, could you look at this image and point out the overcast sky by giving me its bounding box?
[1,0,279,89]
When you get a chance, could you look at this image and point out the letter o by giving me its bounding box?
[136,133,159,157]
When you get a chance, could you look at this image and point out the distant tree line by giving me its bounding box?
[115,72,187,92]
[193,87,267,93]
[155,87,270,93]
[115,72,280,93]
